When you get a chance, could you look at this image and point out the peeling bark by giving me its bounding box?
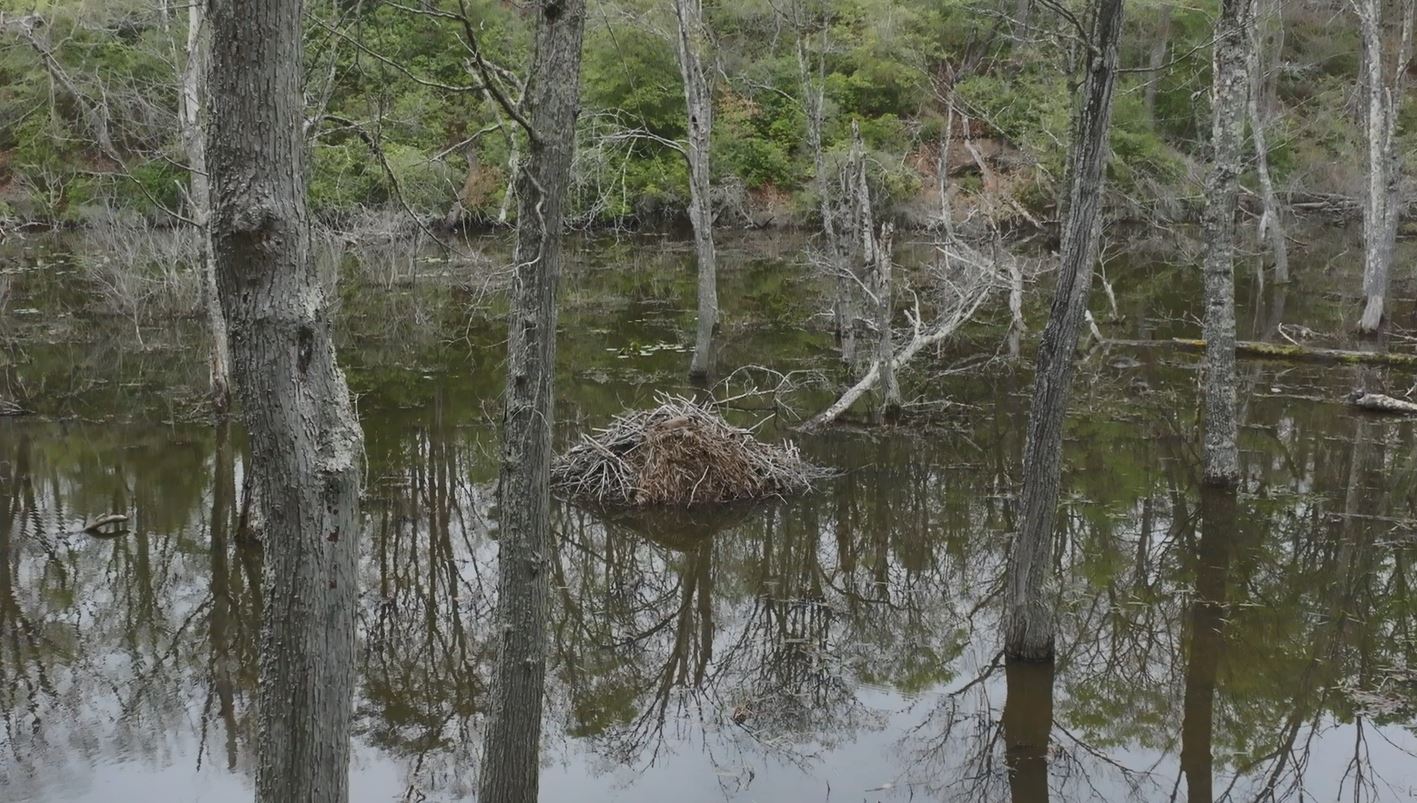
[1201,0,1255,487]
[1005,0,1125,663]
[476,0,587,801]
[207,0,366,800]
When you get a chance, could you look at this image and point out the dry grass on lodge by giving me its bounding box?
[552,395,826,507]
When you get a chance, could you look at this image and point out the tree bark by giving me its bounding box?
[207,0,366,800]
[1248,0,1289,285]
[476,1,587,802]
[180,0,232,417]
[1357,0,1414,333]
[674,0,718,382]
[1201,0,1255,487]
[1004,0,1125,663]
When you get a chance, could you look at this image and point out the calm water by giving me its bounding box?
[1,229,1415,802]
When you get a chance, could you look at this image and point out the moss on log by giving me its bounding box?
[1110,338,1417,367]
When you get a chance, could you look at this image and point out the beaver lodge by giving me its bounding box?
[552,395,827,507]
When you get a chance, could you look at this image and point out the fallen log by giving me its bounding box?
[1108,338,1417,368]
[1348,391,1417,414]
[81,513,130,536]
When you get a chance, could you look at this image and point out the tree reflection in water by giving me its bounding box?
[2,359,1417,801]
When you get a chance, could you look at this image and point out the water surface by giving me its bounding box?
[1,229,1415,802]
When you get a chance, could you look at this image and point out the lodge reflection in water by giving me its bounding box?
[3,369,1416,802]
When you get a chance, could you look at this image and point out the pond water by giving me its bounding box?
[1,228,1416,802]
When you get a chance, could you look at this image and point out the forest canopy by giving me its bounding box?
[0,0,1382,230]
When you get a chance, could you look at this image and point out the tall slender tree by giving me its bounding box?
[477,0,588,801]
[1356,0,1415,333]
[1004,0,1125,662]
[207,0,366,800]
[673,0,719,382]
[177,0,231,417]
[1200,0,1255,487]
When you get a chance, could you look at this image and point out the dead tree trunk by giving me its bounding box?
[792,1,854,365]
[1357,0,1415,333]
[179,0,231,417]
[1200,0,1255,488]
[1248,0,1288,284]
[1004,0,1125,663]
[207,0,366,800]
[476,1,587,802]
[673,0,719,382]
[1144,4,1173,123]
[849,122,900,419]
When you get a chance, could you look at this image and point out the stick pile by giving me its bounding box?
[553,395,825,507]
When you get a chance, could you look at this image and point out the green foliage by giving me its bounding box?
[0,0,1383,227]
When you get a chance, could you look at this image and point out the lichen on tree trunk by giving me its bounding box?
[207,0,366,801]
[1201,0,1255,487]
[1004,0,1125,663]
[476,1,587,802]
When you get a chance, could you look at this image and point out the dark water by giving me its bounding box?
[1,229,1416,802]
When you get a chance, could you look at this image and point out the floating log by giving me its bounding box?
[81,513,130,536]
[1109,338,1417,368]
[1348,392,1417,415]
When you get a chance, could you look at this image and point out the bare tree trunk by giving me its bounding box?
[1004,0,1125,663]
[1007,241,1025,359]
[1357,0,1414,333]
[207,0,366,800]
[498,135,520,226]
[1144,4,1173,123]
[180,0,231,417]
[476,1,587,801]
[848,122,899,420]
[793,2,854,364]
[1180,487,1237,803]
[1248,0,1289,284]
[873,223,899,419]
[1201,0,1255,488]
[939,99,956,237]
[674,0,718,382]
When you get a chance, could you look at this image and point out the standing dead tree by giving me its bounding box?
[846,122,902,420]
[1004,0,1125,663]
[672,0,720,382]
[476,0,588,802]
[207,0,366,801]
[178,0,231,417]
[1248,0,1288,285]
[786,0,856,365]
[1355,0,1415,333]
[1201,0,1256,487]
[798,238,998,432]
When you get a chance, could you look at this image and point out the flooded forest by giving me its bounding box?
[2,0,1417,802]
